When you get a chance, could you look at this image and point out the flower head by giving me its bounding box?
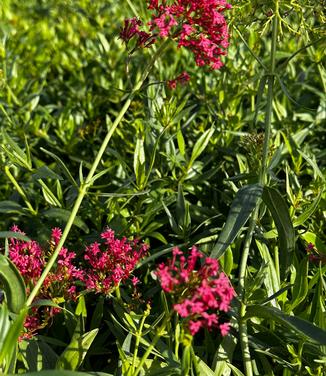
[156,246,234,336]
[148,0,231,70]
[82,228,148,294]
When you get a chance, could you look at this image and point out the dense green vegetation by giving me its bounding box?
[0,0,325,375]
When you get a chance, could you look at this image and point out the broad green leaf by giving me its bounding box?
[42,208,89,233]
[262,186,295,277]
[56,329,99,371]
[245,305,326,344]
[294,190,323,227]
[0,254,27,313]
[210,184,263,258]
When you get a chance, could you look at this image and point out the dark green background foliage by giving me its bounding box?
[0,0,325,375]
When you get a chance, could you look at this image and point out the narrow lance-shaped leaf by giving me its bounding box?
[245,305,326,345]
[210,184,263,258]
[56,329,99,371]
[262,186,295,278]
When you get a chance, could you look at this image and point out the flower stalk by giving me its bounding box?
[237,14,279,376]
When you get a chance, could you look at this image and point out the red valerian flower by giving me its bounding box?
[148,0,231,70]
[83,228,148,294]
[156,246,235,336]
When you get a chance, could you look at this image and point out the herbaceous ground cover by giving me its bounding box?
[0,0,325,375]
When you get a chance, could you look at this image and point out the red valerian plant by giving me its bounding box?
[8,226,148,338]
[156,246,235,336]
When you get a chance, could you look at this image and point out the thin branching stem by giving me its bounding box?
[238,14,279,376]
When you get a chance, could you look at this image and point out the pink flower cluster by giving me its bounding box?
[8,226,148,338]
[83,228,148,294]
[148,0,231,70]
[156,246,234,336]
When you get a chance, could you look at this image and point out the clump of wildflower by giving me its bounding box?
[148,0,231,70]
[8,226,82,338]
[83,228,149,295]
[167,71,190,89]
[156,246,234,336]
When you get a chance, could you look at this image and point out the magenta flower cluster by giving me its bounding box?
[8,226,148,338]
[83,228,148,294]
[156,246,235,336]
[149,0,231,70]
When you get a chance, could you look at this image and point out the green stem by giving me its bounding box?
[131,305,151,373]
[4,166,37,215]
[26,39,170,307]
[237,15,278,376]
[133,313,170,376]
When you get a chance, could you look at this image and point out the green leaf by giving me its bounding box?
[19,338,58,371]
[262,186,295,277]
[255,240,280,306]
[0,231,30,242]
[245,305,326,344]
[0,254,27,314]
[294,190,323,227]
[210,184,263,258]
[288,257,308,312]
[134,133,146,188]
[0,201,23,214]
[1,129,32,170]
[40,147,77,187]
[188,127,214,169]
[0,304,11,352]
[56,329,99,371]
[0,307,29,371]
[42,208,89,233]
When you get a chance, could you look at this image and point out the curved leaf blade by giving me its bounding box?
[210,184,263,258]
[0,254,27,314]
[246,305,326,345]
[262,186,295,277]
